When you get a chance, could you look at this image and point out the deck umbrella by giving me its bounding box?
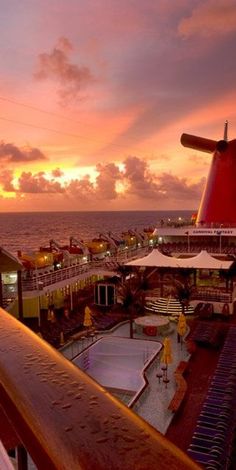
[83,305,93,333]
[161,337,172,380]
[177,313,187,349]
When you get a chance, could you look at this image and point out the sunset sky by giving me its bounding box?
[1,0,236,212]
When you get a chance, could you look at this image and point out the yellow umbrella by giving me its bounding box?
[161,337,172,366]
[177,313,187,337]
[177,313,187,349]
[60,331,65,346]
[161,337,172,383]
[83,305,93,328]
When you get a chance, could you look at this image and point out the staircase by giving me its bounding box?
[145,297,194,320]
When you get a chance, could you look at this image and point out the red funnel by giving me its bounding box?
[181,133,236,226]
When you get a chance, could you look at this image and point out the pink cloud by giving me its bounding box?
[157,173,205,200]
[34,37,94,105]
[123,156,204,201]
[95,162,121,199]
[123,156,157,199]
[178,0,236,37]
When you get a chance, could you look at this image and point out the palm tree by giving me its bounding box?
[116,265,149,338]
[166,273,194,343]
[164,270,196,314]
[174,279,194,314]
[166,271,195,315]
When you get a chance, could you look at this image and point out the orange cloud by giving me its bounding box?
[0,170,15,192]
[51,168,64,178]
[0,156,204,207]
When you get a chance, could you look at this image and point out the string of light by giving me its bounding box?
[0,96,84,126]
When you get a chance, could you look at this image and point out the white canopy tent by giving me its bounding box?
[125,249,234,271]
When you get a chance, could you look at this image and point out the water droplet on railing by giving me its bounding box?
[125,436,135,443]
[111,414,121,420]
[61,403,72,409]
[96,437,109,443]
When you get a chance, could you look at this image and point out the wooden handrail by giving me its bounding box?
[0,308,201,470]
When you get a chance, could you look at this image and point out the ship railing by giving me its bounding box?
[193,288,232,303]
[22,263,90,291]
[196,222,236,228]
[0,307,200,470]
[160,242,236,256]
[116,246,149,262]
[90,248,149,268]
[21,247,151,291]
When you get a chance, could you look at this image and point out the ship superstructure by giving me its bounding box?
[156,123,236,256]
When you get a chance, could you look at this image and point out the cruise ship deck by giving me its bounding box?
[62,314,236,469]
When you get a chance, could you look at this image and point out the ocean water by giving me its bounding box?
[0,210,193,254]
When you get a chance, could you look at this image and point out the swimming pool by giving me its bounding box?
[73,336,162,406]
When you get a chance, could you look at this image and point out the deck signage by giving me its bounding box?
[156,227,236,237]
[191,229,234,235]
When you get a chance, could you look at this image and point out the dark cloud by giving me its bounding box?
[96,162,121,199]
[0,170,15,192]
[34,36,94,104]
[18,172,65,193]
[0,142,47,162]
[157,173,205,200]
[68,158,200,203]
[123,155,158,199]
[122,155,204,202]
[0,155,204,205]
[0,170,65,194]
[66,176,95,200]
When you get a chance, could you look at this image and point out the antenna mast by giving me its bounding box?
[224,120,228,141]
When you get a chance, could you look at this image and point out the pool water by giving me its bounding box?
[73,336,162,405]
